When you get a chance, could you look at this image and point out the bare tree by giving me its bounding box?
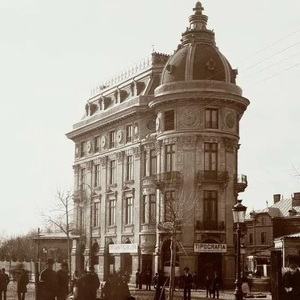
[41,190,74,276]
[154,173,196,300]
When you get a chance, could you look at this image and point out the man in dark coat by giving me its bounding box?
[283,264,300,300]
[182,267,193,300]
[17,268,29,300]
[56,262,69,300]
[145,267,152,291]
[77,270,89,300]
[154,270,166,300]
[0,268,10,300]
[87,266,100,300]
[40,258,58,300]
[135,269,142,289]
[211,271,222,299]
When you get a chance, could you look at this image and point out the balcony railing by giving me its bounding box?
[148,171,182,190]
[195,220,225,231]
[197,170,229,184]
[235,174,248,193]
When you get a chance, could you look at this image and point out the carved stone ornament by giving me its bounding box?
[163,137,178,145]
[222,137,237,152]
[155,140,162,155]
[75,145,79,158]
[140,235,155,247]
[147,120,156,131]
[133,147,141,159]
[180,109,198,127]
[100,156,107,166]
[206,58,216,71]
[117,130,123,143]
[116,151,124,163]
[224,111,236,130]
[72,164,79,174]
[179,136,197,149]
[87,160,93,171]
[87,141,92,154]
[156,116,161,132]
[101,135,107,148]
[134,123,139,136]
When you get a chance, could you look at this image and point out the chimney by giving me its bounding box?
[288,209,297,217]
[292,192,300,207]
[273,194,281,204]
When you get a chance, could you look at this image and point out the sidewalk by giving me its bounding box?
[4,281,272,300]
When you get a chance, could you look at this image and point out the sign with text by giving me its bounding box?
[109,243,138,254]
[194,243,227,253]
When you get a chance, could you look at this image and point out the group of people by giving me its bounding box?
[39,258,100,300]
[135,267,152,290]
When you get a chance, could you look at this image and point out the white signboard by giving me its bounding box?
[109,243,138,254]
[194,243,227,253]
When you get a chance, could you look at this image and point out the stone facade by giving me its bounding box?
[66,2,249,287]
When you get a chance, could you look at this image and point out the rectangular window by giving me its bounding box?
[205,108,218,129]
[126,125,133,143]
[164,110,175,131]
[249,233,253,245]
[150,149,157,175]
[165,144,175,172]
[126,155,134,181]
[164,191,175,222]
[94,164,101,187]
[142,196,147,224]
[109,130,116,148]
[109,160,116,184]
[108,199,116,226]
[94,136,100,153]
[204,143,218,179]
[143,151,147,177]
[125,197,133,225]
[261,232,266,244]
[78,206,84,230]
[203,191,218,229]
[93,202,100,227]
[80,141,86,157]
[149,194,156,224]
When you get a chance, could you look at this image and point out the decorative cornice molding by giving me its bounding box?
[155,140,162,155]
[100,156,107,166]
[222,137,238,152]
[133,147,141,159]
[116,151,124,163]
[163,137,178,145]
[87,160,93,171]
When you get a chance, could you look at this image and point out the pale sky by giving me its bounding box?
[1,0,300,237]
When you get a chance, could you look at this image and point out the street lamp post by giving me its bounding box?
[232,199,247,300]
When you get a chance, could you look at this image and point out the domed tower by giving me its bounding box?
[149,2,249,287]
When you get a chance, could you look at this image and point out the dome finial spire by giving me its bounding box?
[193,2,204,15]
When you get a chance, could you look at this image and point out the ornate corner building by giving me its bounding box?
[66,2,249,287]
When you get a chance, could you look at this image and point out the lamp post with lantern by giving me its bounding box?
[232,199,247,300]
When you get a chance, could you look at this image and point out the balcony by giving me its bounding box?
[148,171,182,190]
[197,170,229,186]
[195,220,225,231]
[235,174,248,194]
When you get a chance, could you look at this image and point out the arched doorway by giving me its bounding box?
[91,242,100,267]
[161,239,179,276]
[197,239,222,287]
[105,240,115,279]
[121,239,132,275]
[77,243,85,273]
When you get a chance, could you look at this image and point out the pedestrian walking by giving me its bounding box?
[205,275,213,298]
[181,267,193,300]
[87,266,100,300]
[17,268,29,300]
[56,262,69,300]
[39,258,58,300]
[154,270,166,300]
[135,269,142,289]
[211,271,222,299]
[145,266,152,291]
[76,270,89,300]
[192,271,198,291]
[0,268,10,300]
[283,263,300,300]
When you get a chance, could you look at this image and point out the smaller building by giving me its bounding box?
[33,232,70,264]
[274,232,300,268]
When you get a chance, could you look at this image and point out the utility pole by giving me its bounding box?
[35,228,40,300]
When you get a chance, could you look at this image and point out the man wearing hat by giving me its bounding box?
[181,267,193,300]
[40,259,58,300]
[87,266,100,300]
[56,262,69,300]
